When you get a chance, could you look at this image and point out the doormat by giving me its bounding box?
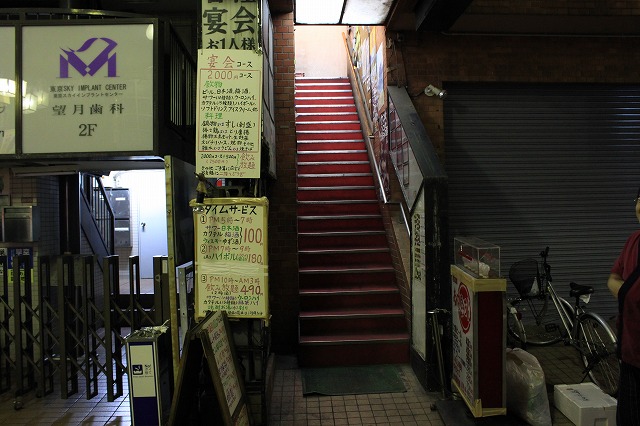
[301,364,406,396]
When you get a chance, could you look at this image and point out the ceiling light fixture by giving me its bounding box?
[294,0,393,25]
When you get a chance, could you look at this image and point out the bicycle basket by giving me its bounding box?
[509,258,540,296]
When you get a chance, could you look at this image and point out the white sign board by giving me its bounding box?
[201,0,260,51]
[192,197,269,320]
[21,24,154,154]
[196,49,262,178]
[0,27,16,154]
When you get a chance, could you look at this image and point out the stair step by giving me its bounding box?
[299,283,399,295]
[297,173,374,187]
[296,104,357,113]
[299,290,400,310]
[298,214,383,232]
[299,265,394,274]
[298,230,387,249]
[297,200,379,215]
[299,267,396,289]
[297,140,366,150]
[299,331,409,345]
[296,112,359,121]
[297,161,372,174]
[296,89,354,97]
[295,81,350,90]
[298,248,392,268]
[295,97,355,106]
[299,311,406,335]
[295,85,352,92]
[297,341,410,367]
[296,130,363,141]
[299,307,405,319]
[296,122,362,131]
[297,151,369,162]
[297,187,377,201]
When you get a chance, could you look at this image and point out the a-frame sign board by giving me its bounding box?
[169,311,251,425]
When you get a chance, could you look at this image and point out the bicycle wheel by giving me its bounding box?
[575,312,620,396]
[507,294,572,346]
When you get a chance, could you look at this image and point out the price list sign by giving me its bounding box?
[196,49,263,178]
[191,197,268,320]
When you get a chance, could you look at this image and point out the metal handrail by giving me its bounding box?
[80,174,115,255]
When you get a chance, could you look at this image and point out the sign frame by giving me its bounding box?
[191,197,269,321]
[20,22,157,155]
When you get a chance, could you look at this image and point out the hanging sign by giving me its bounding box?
[191,197,268,320]
[21,24,155,154]
[201,0,260,51]
[196,49,262,178]
[0,27,16,154]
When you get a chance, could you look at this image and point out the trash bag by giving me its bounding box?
[505,348,552,426]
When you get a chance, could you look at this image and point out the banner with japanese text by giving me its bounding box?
[201,0,259,50]
[196,49,262,178]
[191,197,268,320]
[21,24,154,154]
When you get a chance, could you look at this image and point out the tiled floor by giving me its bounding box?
[0,343,610,425]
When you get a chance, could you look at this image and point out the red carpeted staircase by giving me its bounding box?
[295,76,410,367]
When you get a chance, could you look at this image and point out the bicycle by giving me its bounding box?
[506,247,620,396]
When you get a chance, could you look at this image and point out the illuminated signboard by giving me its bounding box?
[21,24,154,154]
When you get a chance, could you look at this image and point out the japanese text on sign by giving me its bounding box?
[192,197,269,319]
[21,25,154,154]
[205,311,242,415]
[196,49,263,178]
[452,275,475,405]
[201,0,259,50]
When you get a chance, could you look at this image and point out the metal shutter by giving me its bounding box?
[444,83,640,320]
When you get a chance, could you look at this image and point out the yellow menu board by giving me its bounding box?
[191,197,268,320]
[196,49,263,178]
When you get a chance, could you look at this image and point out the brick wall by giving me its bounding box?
[268,12,298,353]
[388,31,640,159]
[467,0,640,15]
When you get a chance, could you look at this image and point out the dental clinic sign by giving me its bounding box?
[21,24,154,154]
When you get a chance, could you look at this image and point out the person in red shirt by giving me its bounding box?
[608,191,640,425]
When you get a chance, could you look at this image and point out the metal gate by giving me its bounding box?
[0,254,171,404]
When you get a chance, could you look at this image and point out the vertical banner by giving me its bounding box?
[0,27,16,154]
[21,24,154,154]
[201,0,260,50]
[190,197,268,320]
[196,49,263,178]
[411,189,426,358]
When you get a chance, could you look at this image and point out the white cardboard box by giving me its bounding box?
[554,383,617,426]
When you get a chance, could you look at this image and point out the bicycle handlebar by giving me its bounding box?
[540,246,552,282]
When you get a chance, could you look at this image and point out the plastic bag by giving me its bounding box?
[505,348,552,426]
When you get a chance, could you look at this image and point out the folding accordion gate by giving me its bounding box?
[0,254,171,405]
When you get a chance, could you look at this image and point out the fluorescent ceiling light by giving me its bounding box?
[295,0,344,24]
[295,0,393,25]
[343,0,393,25]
